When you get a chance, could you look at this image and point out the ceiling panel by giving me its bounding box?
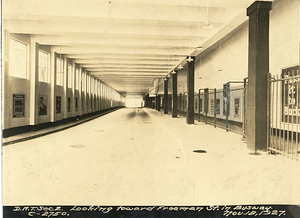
[2,0,259,96]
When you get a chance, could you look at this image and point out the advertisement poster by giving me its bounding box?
[282,65,300,124]
[13,94,25,118]
[38,95,48,116]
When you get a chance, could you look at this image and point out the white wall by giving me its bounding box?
[269,0,300,129]
[195,23,248,91]
[126,97,143,107]
[270,0,299,75]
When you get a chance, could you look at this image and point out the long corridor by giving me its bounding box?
[3,108,300,206]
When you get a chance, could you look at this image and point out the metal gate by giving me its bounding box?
[268,65,300,160]
[197,79,247,136]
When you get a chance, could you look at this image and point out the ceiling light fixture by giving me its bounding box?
[194,46,204,51]
[187,56,194,62]
[202,0,214,30]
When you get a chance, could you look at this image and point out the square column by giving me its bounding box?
[247,1,272,151]
[78,66,83,115]
[2,30,10,130]
[99,81,102,111]
[164,78,168,114]
[50,50,57,122]
[71,61,76,117]
[29,41,39,125]
[147,94,150,108]
[179,93,182,110]
[82,70,87,114]
[157,95,161,111]
[187,56,195,124]
[172,71,178,118]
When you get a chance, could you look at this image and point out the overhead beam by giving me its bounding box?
[93,75,163,78]
[32,34,203,48]
[69,54,185,60]
[3,1,229,23]
[81,63,176,68]
[52,45,191,56]
[5,19,223,39]
[85,66,171,70]
[95,78,161,81]
[78,60,181,67]
[99,78,156,81]
[90,72,168,75]
[87,68,170,72]
[110,0,255,8]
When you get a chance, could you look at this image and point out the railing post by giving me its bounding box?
[198,89,201,122]
[243,78,247,138]
[267,73,272,151]
[224,83,230,132]
[158,95,161,111]
[204,88,208,124]
[164,78,168,114]
[214,88,217,128]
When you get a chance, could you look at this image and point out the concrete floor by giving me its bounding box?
[2,108,300,205]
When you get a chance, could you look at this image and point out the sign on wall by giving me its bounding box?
[82,96,84,111]
[282,65,300,124]
[234,98,240,117]
[215,99,220,114]
[38,95,48,116]
[86,96,89,112]
[210,99,215,114]
[56,96,61,114]
[13,94,25,118]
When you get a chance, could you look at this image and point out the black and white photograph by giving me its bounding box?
[1,0,300,217]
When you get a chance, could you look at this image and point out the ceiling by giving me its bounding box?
[3,0,257,97]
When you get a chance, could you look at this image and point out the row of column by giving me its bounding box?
[158,58,195,125]
[148,1,272,152]
[149,56,196,125]
[2,30,126,130]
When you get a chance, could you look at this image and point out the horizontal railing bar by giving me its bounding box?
[197,120,243,135]
[270,75,300,82]
[268,147,299,161]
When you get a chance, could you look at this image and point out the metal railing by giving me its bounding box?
[196,79,248,135]
[268,68,300,161]
[176,79,247,135]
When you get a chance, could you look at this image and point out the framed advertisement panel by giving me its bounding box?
[38,95,48,116]
[13,94,25,118]
[282,65,300,124]
[56,96,61,114]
